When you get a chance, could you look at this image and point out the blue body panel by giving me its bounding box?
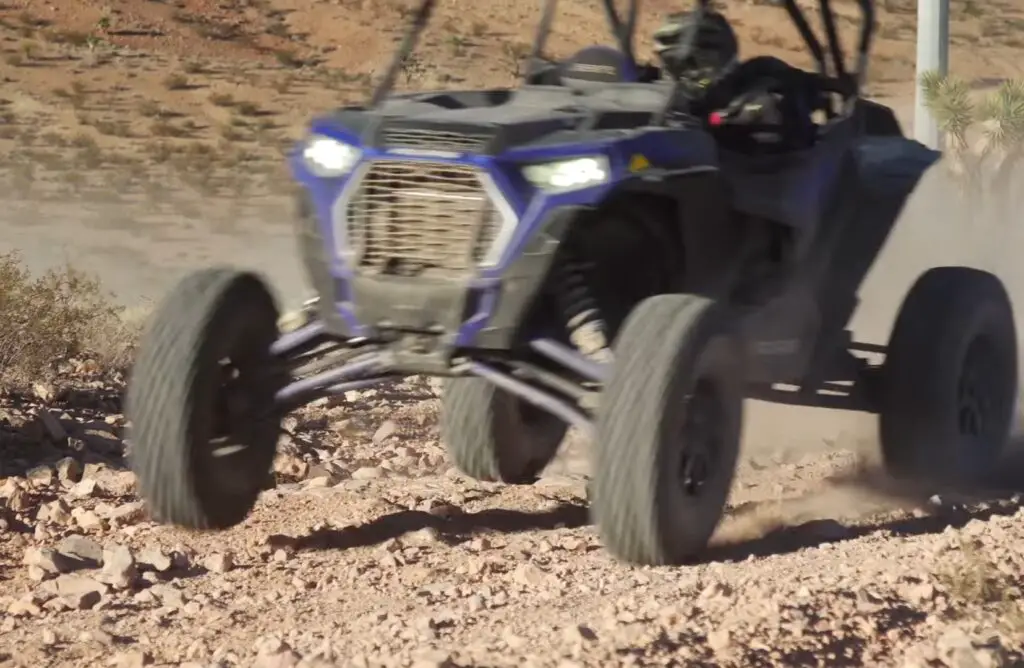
[290,114,723,345]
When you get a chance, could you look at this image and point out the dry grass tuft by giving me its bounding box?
[937,537,1024,635]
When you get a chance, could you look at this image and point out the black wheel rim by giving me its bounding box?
[677,378,724,497]
[956,334,1004,451]
[508,392,566,476]
[517,399,552,429]
[208,352,265,493]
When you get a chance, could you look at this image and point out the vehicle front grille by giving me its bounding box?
[343,161,504,277]
[381,127,492,153]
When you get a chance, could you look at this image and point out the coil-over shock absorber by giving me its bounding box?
[554,251,613,363]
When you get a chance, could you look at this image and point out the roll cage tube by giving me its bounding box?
[780,0,876,98]
[369,0,437,107]
[367,0,876,113]
[528,0,639,76]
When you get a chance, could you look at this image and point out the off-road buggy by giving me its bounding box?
[126,0,1018,566]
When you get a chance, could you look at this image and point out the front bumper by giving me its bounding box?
[296,191,579,352]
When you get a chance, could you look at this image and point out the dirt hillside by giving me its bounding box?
[1,0,1024,666]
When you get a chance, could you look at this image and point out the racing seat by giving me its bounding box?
[559,45,640,88]
[527,45,659,88]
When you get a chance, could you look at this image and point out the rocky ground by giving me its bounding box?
[1,373,1023,668]
[2,0,1024,666]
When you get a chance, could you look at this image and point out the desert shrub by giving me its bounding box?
[0,252,140,387]
[920,71,1024,216]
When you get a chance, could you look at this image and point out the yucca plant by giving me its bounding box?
[920,70,1024,217]
[978,79,1024,198]
[919,70,976,189]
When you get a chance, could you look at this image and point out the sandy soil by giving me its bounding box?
[2,0,1024,666]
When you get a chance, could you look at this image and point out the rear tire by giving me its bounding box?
[126,268,286,530]
[442,378,568,484]
[590,294,744,566]
[879,267,1017,486]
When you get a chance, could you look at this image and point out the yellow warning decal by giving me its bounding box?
[628,154,650,173]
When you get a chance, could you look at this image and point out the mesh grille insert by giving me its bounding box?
[345,161,503,277]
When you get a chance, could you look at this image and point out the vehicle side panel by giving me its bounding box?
[717,119,856,233]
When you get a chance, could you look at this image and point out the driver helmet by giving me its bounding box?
[653,8,739,88]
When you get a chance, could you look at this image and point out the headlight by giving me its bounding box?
[302,135,361,177]
[522,156,610,192]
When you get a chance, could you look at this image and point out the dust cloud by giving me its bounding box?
[736,141,1024,543]
[0,197,310,310]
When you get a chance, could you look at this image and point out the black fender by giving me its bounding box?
[481,167,740,348]
[606,169,743,296]
[855,99,904,137]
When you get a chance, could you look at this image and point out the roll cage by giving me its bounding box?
[369,0,877,113]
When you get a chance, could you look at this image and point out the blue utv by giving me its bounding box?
[125,0,1017,566]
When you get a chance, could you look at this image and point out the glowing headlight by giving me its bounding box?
[302,135,361,177]
[522,156,610,192]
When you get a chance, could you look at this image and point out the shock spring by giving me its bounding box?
[555,253,613,363]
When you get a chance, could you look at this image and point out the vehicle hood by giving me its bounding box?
[323,86,671,154]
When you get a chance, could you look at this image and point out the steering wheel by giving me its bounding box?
[709,82,785,127]
[706,66,828,152]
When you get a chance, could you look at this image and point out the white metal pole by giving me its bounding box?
[913,0,950,149]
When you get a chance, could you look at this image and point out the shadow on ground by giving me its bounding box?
[269,501,591,553]
[270,449,1023,563]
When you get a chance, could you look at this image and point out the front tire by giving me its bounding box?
[879,267,1017,486]
[126,268,287,530]
[441,378,568,484]
[590,294,744,566]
